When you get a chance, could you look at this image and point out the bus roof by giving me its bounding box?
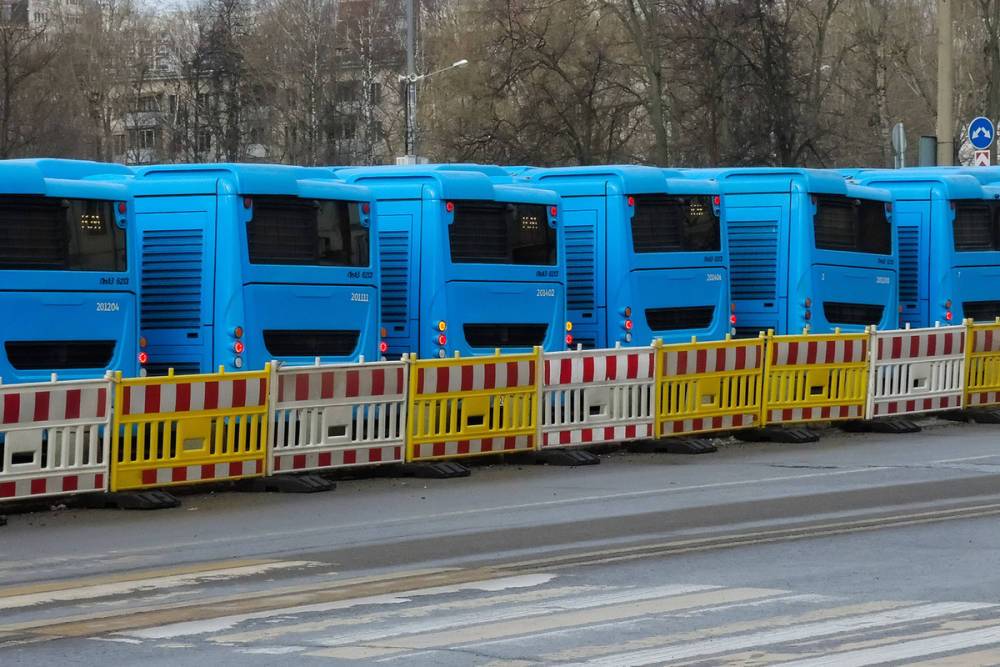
[132,163,371,201]
[845,169,986,201]
[331,165,559,204]
[514,165,693,196]
[681,167,853,196]
[0,159,130,199]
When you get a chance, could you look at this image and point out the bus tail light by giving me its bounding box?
[243,197,252,209]
[804,310,812,321]
[232,326,244,339]
[138,351,148,365]
[362,202,371,214]
[117,202,127,214]
[437,334,447,346]
[945,311,953,322]
[729,314,737,325]
[379,341,389,354]
[623,306,632,317]
[438,320,447,331]
[233,341,245,354]
[713,195,721,206]
[804,298,812,308]
[565,333,573,346]
[627,196,635,207]
[445,201,455,213]
[624,319,633,331]
[550,206,558,217]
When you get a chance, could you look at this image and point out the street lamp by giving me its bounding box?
[399,59,469,161]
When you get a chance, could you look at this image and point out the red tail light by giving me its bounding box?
[233,341,245,354]
[437,334,447,346]
[565,333,573,345]
[379,341,388,353]
[138,351,148,364]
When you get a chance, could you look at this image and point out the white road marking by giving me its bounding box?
[120,573,558,640]
[577,602,994,666]
[0,561,322,610]
[782,625,1000,666]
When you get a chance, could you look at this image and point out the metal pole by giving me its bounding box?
[405,0,416,157]
[936,0,954,165]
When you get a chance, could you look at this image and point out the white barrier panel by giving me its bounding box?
[540,346,656,448]
[0,376,112,502]
[867,325,966,419]
[269,360,408,474]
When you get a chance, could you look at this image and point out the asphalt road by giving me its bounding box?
[2,419,1000,665]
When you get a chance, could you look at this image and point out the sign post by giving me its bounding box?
[968,116,995,166]
[891,123,907,169]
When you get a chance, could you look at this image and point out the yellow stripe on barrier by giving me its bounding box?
[655,334,765,437]
[110,365,270,492]
[406,349,540,461]
[761,329,869,426]
[966,319,1000,408]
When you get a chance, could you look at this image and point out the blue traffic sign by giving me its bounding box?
[969,116,995,150]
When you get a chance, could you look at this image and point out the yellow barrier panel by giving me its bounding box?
[110,365,270,492]
[761,329,869,426]
[966,319,1000,408]
[407,349,540,461]
[655,334,765,436]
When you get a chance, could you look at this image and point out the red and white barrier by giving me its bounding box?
[0,376,112,502]
[269,361,408,474]
[119,375,268,415]
[540,346,656,448]
[867,324,966,418]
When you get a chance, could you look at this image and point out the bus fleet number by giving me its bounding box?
[350,293,370,303]
[537,289,555,297]
[96,302,120,312]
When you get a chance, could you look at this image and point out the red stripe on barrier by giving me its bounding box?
[432,442,445,457]
[95,473,104,489]
[346,370,360,398]
[507,361,519,387]
[945,331,955,355]
[97,387,107,418]
[397,367,405,393]
[909,335,920,359]
[627,353,638,379]
[0,481,14,497]
[320,371,334,400]
[61,476,78,492]
[417,368,425,393]
[172,467,187,482]
[457,440,470,455]
[294,374,309,402]
[318,451,332,468]
[890,335,902,360]
[144,385,160,414]
[603,426,614,441]
[231,379,247,408]
[372,368,385,396]
[625,424,636,438]
[504,436,518,450]
[695,349,707,373]
[3,393,20,425]
[122,387,131,416]
[559,358,572,386]
[735,344,747,370]
[435,368,449,394]
[293,454,306,470]
[174,382,190,412]
[606,354,618,380]
[582,355,594,383]
[927,334,937,357]
[201,464,215,480]
[227,461,241,478]
[581,429,593,443]
[677,350,688,375]
[342,449,356,465]
[141,469,156,485]
[461,365,473,392]
[484,363,496,390]
[808,341,820,365]
[30,478,45,495]
[65,389,82,419]
[34,391,49,422]
[559,431,571,445]
[204,382,219,410]
[369,448,383,463]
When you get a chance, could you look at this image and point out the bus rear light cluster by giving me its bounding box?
[232,325,244,368]
[138,351,148,365]
[729,303,737,325]
[945,299,953,322]
[565,333,573,346]
[380,327,388,355]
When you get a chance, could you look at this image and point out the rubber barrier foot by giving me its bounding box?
[0,515,6,527]
[964,408,1000,424]
[79,490,181,510]
[628,438,718,455]
[396,462,471,479]
[838,419,922,434]
[238,474,336,494]
[735,427,819,444]
[534,448,601,466]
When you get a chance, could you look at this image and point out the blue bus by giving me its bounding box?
[130,163,380,375]
[0,159,138,383]
[330,165,567,359]
[684,168,897,336]
[846,170,992,327]
[515,165,731,349]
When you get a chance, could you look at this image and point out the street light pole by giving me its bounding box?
[936,0,954,165]
[405,0,416,157]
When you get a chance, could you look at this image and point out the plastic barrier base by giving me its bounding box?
[80,489,181,510]
[534,448,601,466]
[838,419,921,434]
[396,461,471,479]
[735,427,820,444]
[238,474,336,494]
[628,438,718,455]
[941,408,1000,424]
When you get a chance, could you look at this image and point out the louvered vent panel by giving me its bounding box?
[897,225,919,305]
[379,230,409,330]
[140,229,204,330]
[565,223,595,312]
[729,218,778,301]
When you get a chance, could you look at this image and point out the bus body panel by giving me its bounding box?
[517,166,730,349]
[331,166,566,359]
[132,164,379,375]
[0,159,138,382]
[687,168,897,335]
[0,290,137,383]
[846,170,994,327]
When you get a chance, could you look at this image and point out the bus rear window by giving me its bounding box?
[814,197,892,255]
[630,195,721,253]
[0,196,125,271]
[247,196,369,267]
[953,203,996,251]
[449,201,556,265]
